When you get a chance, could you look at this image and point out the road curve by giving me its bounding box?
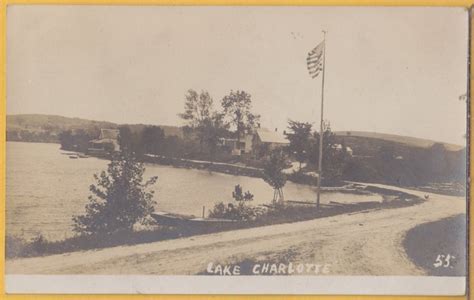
[6,183,466,275]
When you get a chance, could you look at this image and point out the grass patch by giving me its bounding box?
[403,214,466,276]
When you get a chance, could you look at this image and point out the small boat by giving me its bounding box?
[151,211,240,230]
[77,154,89,158]
[69,155,78,159]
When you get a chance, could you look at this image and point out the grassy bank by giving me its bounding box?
[142,154,263,178]
[403,214,466,276]
[7,188,423,259]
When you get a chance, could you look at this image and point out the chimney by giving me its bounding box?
[275,128,277,132]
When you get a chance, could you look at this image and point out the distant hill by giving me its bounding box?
[7,114,464,153]
[7,114,117,132]
[334,131,464,152]
[6,114,183,143]
[331,130,466,188]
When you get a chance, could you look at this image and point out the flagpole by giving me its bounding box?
[316,30,326,210]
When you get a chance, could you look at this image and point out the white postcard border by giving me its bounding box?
[5,275,466,295]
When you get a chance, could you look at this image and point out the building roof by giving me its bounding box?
[256,128,289,144]
[99,129,119,140]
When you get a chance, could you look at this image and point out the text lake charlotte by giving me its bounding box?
[206,262,332,275]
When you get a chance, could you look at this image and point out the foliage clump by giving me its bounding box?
[209,185,265,221]
[72,150,158,235]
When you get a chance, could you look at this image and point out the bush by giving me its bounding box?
[208,185,263,221]
[208,202,265,221]
[73,150,158,235]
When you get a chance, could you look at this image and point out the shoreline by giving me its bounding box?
[6,183,423,260]
[142,154,264,179]
[6,183,464,275]
[144,154,349,187]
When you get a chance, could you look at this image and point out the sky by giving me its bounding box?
[6,6,469,145]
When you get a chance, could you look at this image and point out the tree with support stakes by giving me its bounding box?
[263,151,288,205]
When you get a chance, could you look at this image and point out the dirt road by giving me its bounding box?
[6,183,466,275]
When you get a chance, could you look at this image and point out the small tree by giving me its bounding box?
[263,151,287,205]
[285,120,312,171]
[72,150,158,235]
[232,184,254,203]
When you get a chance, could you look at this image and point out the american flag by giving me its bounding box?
[307,41,325,79]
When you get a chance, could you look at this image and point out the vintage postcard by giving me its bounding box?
[4,5,469,295]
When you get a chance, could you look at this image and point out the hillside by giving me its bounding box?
[6,114,183,143]
[6,114,117,132]
[334,131,464,152]
[331,131,466,190]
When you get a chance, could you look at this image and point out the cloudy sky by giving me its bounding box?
[7,6,468,145]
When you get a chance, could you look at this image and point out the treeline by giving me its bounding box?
[284,120,465,188]
[7,130,58,143]
[341,140,466,187]
[59,128,101,152]
[52,87,465,189]
[117,125,196,158]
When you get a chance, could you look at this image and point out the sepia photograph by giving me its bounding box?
[4,5,469,295]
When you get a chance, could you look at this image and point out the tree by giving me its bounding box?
[72,151,158,235]
[201,112,229,160]
[118,125,145,157]
[263,151,288,205]
[118,126,134,152]
[59,130,74,150]
[59,129,98,152]
[308,124,337,168]
[285,120,312,171]
[179,89,214,128]
[221,90,260,143]
[141,126,166,155]
[307,124,350,183]
[179,90,215,152]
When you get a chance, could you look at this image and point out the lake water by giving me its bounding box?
[6,142,383,241]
